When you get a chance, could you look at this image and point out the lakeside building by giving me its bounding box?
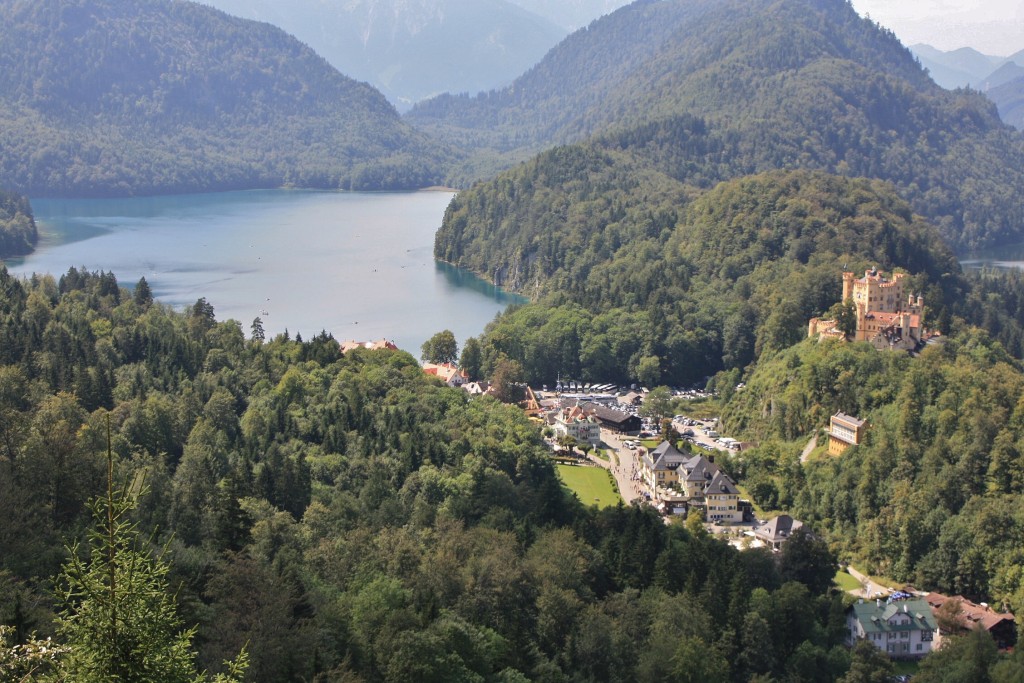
[340,338,398,354]
[828,412,867,455]
[809,268,926,351]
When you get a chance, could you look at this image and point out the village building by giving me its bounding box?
[753,514,805,551]
[462,381,491,396]
[809,268,926,351]
[847,598,939,659]
[638,441,743,522]
[580,402,642,434]
[552,405,602,446]
[924,593,1017,650]
[704,471,742,523]
[422,362,469,388]
[828,412,867,455]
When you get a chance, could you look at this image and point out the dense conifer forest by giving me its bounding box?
[0,267,867,682]
[7,0,1024,679]
[0,0,449,197]
[413,0,1024,252]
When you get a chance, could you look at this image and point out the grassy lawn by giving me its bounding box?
[834,570,863,592]
[892,660,920,676]
[557,464,621,508]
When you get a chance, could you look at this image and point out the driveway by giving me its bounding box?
[846,565,895,598]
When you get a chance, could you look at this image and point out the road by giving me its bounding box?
[590,429,644,504]
[846,565,895,598]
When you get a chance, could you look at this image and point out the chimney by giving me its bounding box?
[876,599,882,608]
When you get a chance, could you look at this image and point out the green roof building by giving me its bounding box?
[847,598,939,659]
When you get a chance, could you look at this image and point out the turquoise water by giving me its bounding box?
[5,190,523,353]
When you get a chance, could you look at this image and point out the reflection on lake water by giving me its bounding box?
[4,190,524,354]
[960,242,1024,271]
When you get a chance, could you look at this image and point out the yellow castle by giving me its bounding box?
[809,268,926,351]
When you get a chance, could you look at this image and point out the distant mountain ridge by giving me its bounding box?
[910,44,1004,89]
[503,0,630,30]
[0,0,447,197]
[202,0,569,110]
[415,0,1024,251]
[909,43,1024,130]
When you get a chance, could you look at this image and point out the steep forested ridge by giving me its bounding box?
[721,330,1024,623]
[0,189,37,258]
[0,266,859,682]
[417,0,1024,251]
[441,169,973,387]
[0,0,449,197]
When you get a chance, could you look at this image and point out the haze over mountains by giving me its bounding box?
[1,0,1024,251]
[200,0,574,110]
[910,43,1024,130]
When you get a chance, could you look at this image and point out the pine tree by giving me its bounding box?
[54,427,247,682]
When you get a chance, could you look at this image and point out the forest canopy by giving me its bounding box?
[0,0,450,197]
[0,266,866,682]
[0,189,37,258]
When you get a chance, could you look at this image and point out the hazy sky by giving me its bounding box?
[850,0,1024,55]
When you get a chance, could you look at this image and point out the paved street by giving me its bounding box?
[589,429,645,504]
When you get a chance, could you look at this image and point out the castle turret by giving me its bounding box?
[842,271,855,302]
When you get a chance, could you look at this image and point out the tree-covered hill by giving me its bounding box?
[720,328,1024,620]
[0,0,450,197]
[442,168,975,387]
[0,266,867,681]
[0,189,37,258]
[414,0,1024,250]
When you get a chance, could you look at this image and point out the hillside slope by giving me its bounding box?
[0,0,448,197]
[418,0,1024,251]
[442,168,965,386]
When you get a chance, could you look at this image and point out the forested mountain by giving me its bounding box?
[0,0,448,197]
[413,0,1024,251]
[0,266,860,682]
[0,190,37,258]
[722,328,1024,622]
[440,168,968,387]
[202,0,567,110]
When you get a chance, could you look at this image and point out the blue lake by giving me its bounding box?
[4,190,523,354]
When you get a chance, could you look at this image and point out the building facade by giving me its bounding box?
[828,412,867,455]
[848,598,939,659]
[809,268,926,351]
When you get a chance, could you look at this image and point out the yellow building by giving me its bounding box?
[809,268,926,351]
[828,412,867,455]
